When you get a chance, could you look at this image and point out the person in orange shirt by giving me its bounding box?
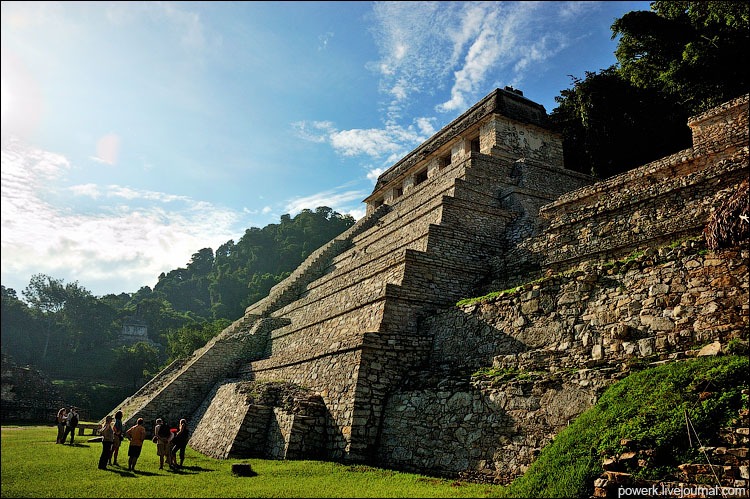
[124,417,147,472]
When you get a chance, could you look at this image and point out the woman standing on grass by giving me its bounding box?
[153,418,173,470]
[55,407,67,444]
[169,419,190,468]
[98,415,114,470]
[109,410,124,466]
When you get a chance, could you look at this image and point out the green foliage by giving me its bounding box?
[166,319,232,360]
[551,1,748,179]
[456,276,549,307]
[613,1,749,114]
[152,206,354,322]
[0,426,497,498]
[472,366,543,385]
[502,356,748,498]
[550,67,691,178]
[725,338,749,356]
[53,380,132,422]
[112,342,161,390]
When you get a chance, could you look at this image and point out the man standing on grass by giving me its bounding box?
[62,407,79,445]
[125,418,147,472]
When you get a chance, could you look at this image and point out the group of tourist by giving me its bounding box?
[54,407,190,473]
[153,417,190,470]
[55,406,79,445]
[97,414,190,472]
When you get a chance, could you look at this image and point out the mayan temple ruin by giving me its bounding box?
[108,88,749,483]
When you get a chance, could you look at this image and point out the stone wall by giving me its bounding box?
[503,94,749,285]
[189,380,327,460]
[1,353,65,424]
[378,242,748,482]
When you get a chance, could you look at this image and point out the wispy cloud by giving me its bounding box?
[104,2,209,51]
[285,186,369,220]
[1,136,245,295]
[368,1,577,115]
[294,1,582,181]
[292,119,433,161]
[318,31,334,51]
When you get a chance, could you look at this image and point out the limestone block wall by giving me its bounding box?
[689,93,748,157]
[519,94,749,277]
[190,380,327,460]
[189,381,261,459]
[244,348,364,458]
[378,372,611,483]
[485,115,564,167]
[378,242,748,481]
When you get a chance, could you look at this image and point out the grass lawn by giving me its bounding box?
[0,425,500,498]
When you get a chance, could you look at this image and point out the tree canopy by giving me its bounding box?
[552,1,749,178]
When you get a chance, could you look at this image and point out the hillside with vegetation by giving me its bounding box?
[0,207,354,418]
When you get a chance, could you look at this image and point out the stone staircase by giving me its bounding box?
[244,203,391,318]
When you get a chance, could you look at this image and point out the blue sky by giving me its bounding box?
[1,1,651,298]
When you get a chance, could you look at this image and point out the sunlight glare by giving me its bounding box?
[1,79,10,121]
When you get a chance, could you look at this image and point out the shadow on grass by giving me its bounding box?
[166,465,216,475]
[125,469,161,477]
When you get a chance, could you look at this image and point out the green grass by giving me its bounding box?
[3,356,747,498]
[500,355,749,498]
[0,426,498,498]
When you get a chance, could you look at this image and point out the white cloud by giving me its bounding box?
[367,167,386,183]
[329,128,403,158]
[558,1,600,21]
[293,118,433,162]
[291,121,334,143]
[68,183,101,199]
[285,187,369,220]
[318,31,334,51]
[1,137,246,296]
